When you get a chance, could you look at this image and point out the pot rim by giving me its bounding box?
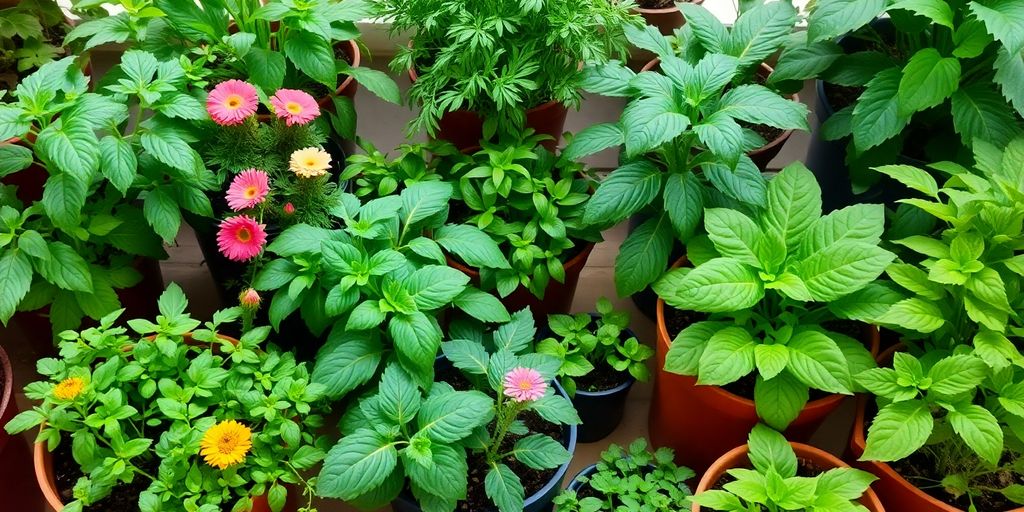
[655,255,881,410]
[692,441,884,511]
[640,59,798,156]
[544,312,639,397]
[0,343,13,430]
[632,0,704,15]
[318,39,361,108]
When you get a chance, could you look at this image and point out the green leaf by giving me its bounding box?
[562,123,624,161]
[528,394,581,425]
[861,400,933,461]
[141,130,197,172]
[581,61,636,97]
[417,390,494,443]
[679,3,728,53]
[511,435,570,470]
[994,47,1024,116]
[624,112,690,159]
[718,84,809,131]
[623,23,674,58]
[876,297,945,333]
[800,203,884,257]
[405,266,469,311]
[390,312,443,377]
[797,242,894,302]
[703,157,768,207]
[950,83,1021,148]
[754,344,789,380]
[452,288,510,323]
[377,364,421,425]
[0,250,32,324]
[872,165,939,198]
[317,429,398,500]
[485,463,525,512]
[692,490,744,510]
[311,330,382,399]
[98,136,137,195]
[283,29,336,88]
[764,163,821,254]
[693,112,745,164]
[243,47,286,91]
[704,208,761,267]
[949,404,1003,465]
[727,1,799,70]
[143,188,181,243]
[343,64,401,105]
[664,321,724,376]
[494,309,536,354]
[583,161,661,226]
[400,181,453,226]
[852,68,911,151]
[885,264,945,300]
[748,422,798,477]
[787,330,852,394]
[35,120,99,182]
[267,225,336,257]
[0,143,32,177]
[659,258,763,313]
[442,339,490,375]
[755,372,809,431]
[41,173,88,230]
[928,355,987,396]
[435,224,510,270]
[770,41,843,83]
[405,444,468,503]
[970,1,1024,54]
[889,0,954,28]
[157,93,206,120]
[897,49,961,117]
[697,326,756,385]
[687,54,740,104]
[807,0,885,42]
[614,213,673,297]
[663,171,703,240]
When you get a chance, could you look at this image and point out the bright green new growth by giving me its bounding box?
[694,424,877,512]
[449,132,602,299]
[553,438,694,512]
[340,139,465,199]
[537,297,653,397]
[4,284,329,512]
[871,136,1024,364]
[566,19,809,297]
[320,311,580,512]
[655,164,891,430]
[379,0,639,137]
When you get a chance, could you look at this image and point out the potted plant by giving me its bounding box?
[632,0,703,37]
[0,55,218,336]
[693,423,884,511]
[565,35,809,301]
[377,0,639,148]
[554,438,694,511]
[649,163,890,473]
[441,132,602,319]
[340,139,466,199]
[4,284,329,512]
[0,0,79,95]
[317,312,581,512]
[537,297,653,442]
[847,138,1024,511]
[250,181,511,390]
[796,0,1024,208]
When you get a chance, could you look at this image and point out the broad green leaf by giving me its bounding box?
[624,111,690,159]
[703,156,768,207]
[417,390,494,443]
[435,224,510,270]
[889,0,954,28]
[807,0,885,42]
[897,48,961,116]
[797,242,895,302]
[726,1,799,70]
[800,203,884,257]
[852,68,911,151]
[390,312,443,378]
[687,54,740,104]
[493,309,536,354]
[970,1,1024,54]
[343,64,401,105]
[561,123,624,161]
[141,130,197,172]
[624,23,674,58]
[98,136,137,195]
[872,165,939,198]
[718,84,809,131]
[583,160,662,226]
[787,330,852,394]
[770,41,843,83]
[0,250,32,324]
[143,188,181,243]
[697,326,756,385]
[664,321,725,376]
[754,344,789,380]
[748,423,798,477]
[0,143,32,177]
[511,435,570,470]
[580,61,635,97]
[406,266,469,310]
[764,163,821,254]
[705,208,762,267]
[876,298,945,333]
[283,29,336,87]
[949,404,1003,465]
[659,258,764,313]
[614,213,673,297]
[377,364,421,424]
[452,288,510,323]
[243,48,286,91]
[994,47,1024,116]
[400,181,452,226]
[312,330,382,399]
[885,263,945,300]
[679,3,727,53]
[861,400,933,461]
[317,429,398,500]
[442,339,490,375]
[951,83,1021,148]
[405,444,467,502]
[693,112,745,165]
[927,355,987,396]
[663,171,703,240]
[485,463,524,512]
[35,121,99,182]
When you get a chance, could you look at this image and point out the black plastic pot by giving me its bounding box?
[391,379,578,512]
[573,376,634,443]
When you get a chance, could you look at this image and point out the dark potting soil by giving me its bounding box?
[664,307,709,340]
[574,360,628,393]
[435,366,564,511]
[740,121,785,147]
[53,439,159,511]
[637,0,693,8]
[821,319,864,343]
[823,83,865,114]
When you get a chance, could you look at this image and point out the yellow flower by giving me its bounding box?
[289,147,331,178]
[200,420,253,469]
[53,377,85,400]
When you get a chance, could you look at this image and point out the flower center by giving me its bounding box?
[225,94,243,110]
[518,381,532,390]
[285,101,303,114]
[306,159,317,167]
[236,227,251,242]
[244,186,257,199]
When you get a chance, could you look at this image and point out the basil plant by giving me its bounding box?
[251,181,512,393]
[654,164,891,429]
[564,27,809,297]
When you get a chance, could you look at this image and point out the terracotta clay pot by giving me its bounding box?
[649,256,880,475]
[639,60,798,170]
[407,66,568,151]
[632,0,704,36]
[0,343,15,455]
[694,442,885,511]
[447,243,594,323]
[849,346,1024,512]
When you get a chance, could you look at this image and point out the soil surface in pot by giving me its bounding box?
[823,83,864,114]
[574,360,628,393]
[741,121,784,147]
[864,402,1024,511]
[664,307,709,340]
[53,439,159,511]
[437,366,563,511]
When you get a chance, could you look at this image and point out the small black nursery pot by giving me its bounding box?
[573,375,635,443]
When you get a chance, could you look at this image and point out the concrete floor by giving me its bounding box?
[0,49,847,512]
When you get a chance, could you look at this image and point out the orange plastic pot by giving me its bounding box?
[649,257,880,475]
[849,346,1024,512]
[632,0,704,36]
[694,442,884,511]
[447,243,594,323]
[639,60,798,171]
[407,66,568,151]
[321,39,361,105]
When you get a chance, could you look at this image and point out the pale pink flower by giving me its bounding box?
[270,89,320,126]
[206,80,258,126]
[217,215,267,262]
[239,288,261,309]
[283,202,295,215]
[225,169,270,211]
[503,367,547,402]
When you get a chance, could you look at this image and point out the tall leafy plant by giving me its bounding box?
[565,30,808,297]
[654,164,890,429]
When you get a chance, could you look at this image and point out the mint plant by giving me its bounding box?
[250,182,512,393]
[870,136,1024,363]
[0,55,217,332]
[0,0,74,89]
[796,0,1024,191]
[340,139,465,199]
[5,285,329,512]
[565,29,809,297]
[537,297,653,396]
[553,438,694,512]
[856,350,1024,507]
[694,424,878,512]
[378,0,639,137]
[654,164,891,429]
[318,313,580,512]
[448,132,602,299]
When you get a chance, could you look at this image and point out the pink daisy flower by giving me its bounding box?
[503,367,547,403]
[217,215,267,262]
[207,80,259,126]
[225,169,270,211]
[270,89,320,126]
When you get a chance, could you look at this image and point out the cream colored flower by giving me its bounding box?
[289,147,331,178]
